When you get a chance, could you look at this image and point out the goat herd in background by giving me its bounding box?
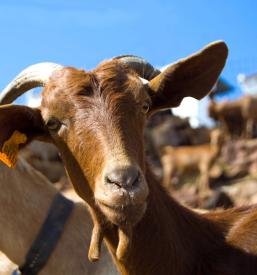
[0,41,257,274]
[155,94,257,208]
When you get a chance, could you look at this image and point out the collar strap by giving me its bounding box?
[13,193,74,275]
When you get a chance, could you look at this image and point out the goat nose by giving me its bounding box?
[105,166,141,189]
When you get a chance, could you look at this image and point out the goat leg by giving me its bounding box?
[116,225,132,261]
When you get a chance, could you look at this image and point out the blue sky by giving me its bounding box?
[0,0,257,103]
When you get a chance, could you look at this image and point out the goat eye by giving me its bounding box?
[142,102,150,114]
[46,118,62,131]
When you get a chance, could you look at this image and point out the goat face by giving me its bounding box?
[40,63,150,226]
[0,41,228,228]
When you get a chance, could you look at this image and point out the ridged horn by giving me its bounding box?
[0,62,63,105]
[114,55,160,81]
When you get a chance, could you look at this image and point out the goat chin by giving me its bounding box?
[96,199,147,226]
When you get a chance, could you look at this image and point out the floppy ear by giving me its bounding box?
[148,41,228,112]
[0,104,48,148]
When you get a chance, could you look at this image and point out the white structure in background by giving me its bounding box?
[172,96,214,128]
[26,88,41,107]
[238,73,257,95]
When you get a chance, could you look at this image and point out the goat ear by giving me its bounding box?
[148,41,228,111]
[0,104,48,148]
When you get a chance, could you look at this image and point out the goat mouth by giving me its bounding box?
[96,199,147,226]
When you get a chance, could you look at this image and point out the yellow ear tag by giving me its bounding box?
[0,131,27,168]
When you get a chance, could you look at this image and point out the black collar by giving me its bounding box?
[12,193,74,275]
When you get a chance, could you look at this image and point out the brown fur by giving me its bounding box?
[4,42,257,274]
[161,133,223,193]
[208,96,257,139]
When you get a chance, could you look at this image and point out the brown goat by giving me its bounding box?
[161,129,224,192]
[242,95,257,138]
[208,95,257,139]
[2,41,257,274]
[161,144,219,192]
[208,99,245,138]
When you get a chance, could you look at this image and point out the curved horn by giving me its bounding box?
[0,62,63,105]
[114,55,160,81]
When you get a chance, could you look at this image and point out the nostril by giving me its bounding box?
[104,166,141,189]
[105,175,123,188]
[131,171,140,186]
